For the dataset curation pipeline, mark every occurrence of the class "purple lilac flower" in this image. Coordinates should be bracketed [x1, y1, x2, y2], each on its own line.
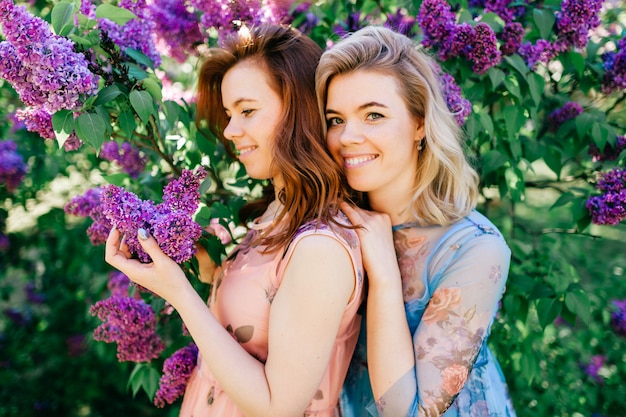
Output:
[589, 135, 626, 162]
[384, 8, 417, 38]
[518, 40, 556, 69]
[149, 0, 203, 63]
[24, 282, 45, 304]
[418, 0, 457, 52]
[0, 140, 27, 193]
[467, 23, 502, 74]
[98, 0, 161, 67]
[484, 0, 526, 23]
[548, 102, 584, 131]
[601, 37, 626, 94]
[153, 343, 198, 407]
[586, 168, 626, 225]
[0, 233, 8, 251]
[66, 334, 87, 357]
[333, 12, 365, 38]
[101, 168, 207, 263]
[100, 141, 148, 178]
[90, 296, 165, 362]
[611, 298, 626, 336]
[65, 187, 113, 245]
[14, 107, 55, 140]
[440, 72, 472, 125]
[554, 0, 603, 51]
[4, 308, 31, 326]
[0, 0, 98, 113]
[108, 271, 132, 297]
[500, 22, 525, 56]
[583, 355, 606, 382]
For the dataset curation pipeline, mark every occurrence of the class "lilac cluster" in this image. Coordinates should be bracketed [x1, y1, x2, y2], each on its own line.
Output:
[100, 141, 148, 179]
[97, 0, 161, 67]
[586, 168, 626, 225]
[292, 2, 318, 34]
[500, 22, 525, 56]
[107, 271, 132, 297]
[554, 0, 603, 51]
[483, 0, 526, 23]
[90, 295, 165, 362]
[601, 37, 626, 94]
[611, 298, 626, 336]
[518, 39, 556, 69]
[548, 102, 584, 131]
[65, 187, 112, 245]
[153, 343, 199, 407]
[101, 168, 207, 263]
[440, 73, 472, 125]
[0, 0, 98, 141]
[589, 135, 626, 162]
[418, 0, 501, 74]
[583, 354, 606, 382]
[191, 0, 291, 42]
[148, 0, 204, 63]
[333, 12, 366, 38]
[0, 140, 27, 193]
[384, 8, 418, 38]
[24, 282, 45, 304]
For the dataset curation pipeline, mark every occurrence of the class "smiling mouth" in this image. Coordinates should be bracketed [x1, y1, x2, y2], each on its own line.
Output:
[237, 146, 258, 157]
[344, 154, 378, 167]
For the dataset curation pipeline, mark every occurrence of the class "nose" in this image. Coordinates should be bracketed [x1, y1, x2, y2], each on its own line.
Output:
[338, 120, 365, 146]
[223, 117, 242, 141]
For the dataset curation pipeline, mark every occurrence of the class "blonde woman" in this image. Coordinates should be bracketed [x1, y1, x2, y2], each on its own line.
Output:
[316, 26, 516, 417]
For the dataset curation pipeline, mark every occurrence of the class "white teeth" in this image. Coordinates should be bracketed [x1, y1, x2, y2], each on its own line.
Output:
[344, 155, 377, 166]
[238, 146, 257, 155]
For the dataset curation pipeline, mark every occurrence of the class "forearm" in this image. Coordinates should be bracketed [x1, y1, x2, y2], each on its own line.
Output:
[366, 273, 416, 414]
[170, 285, 276, 417]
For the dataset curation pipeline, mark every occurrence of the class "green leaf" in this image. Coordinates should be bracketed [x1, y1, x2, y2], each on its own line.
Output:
[141, 77, 163, 103]
[51, 2, 75, 36]
[482, 150, 508, 175]
[550, 191, 577, 209]
[125, 48, 155, 69]
[564, 290, 590, 325]
[526, 73, 545, 107]
[94, 85, 123, 106]
[95, 4, 137, 25]
[163, 100, 181, 127]
[118, 110, 136, 138]
[536, 297, 562, 328]
[478, 111, 494, 138]
[487, 67, 505, 90]
[575, 112, 593, 139]
[505, 54, 529, 76]
[567, 51, 585, 77]
[75, 112, 107, 150]
[102, 173, 129, 186]
[52, 110, 75, 149]
[129, 90, 154, 124]
[503, 75, 522, 101]
[543, 147, 563, 178]
[532, 8, 556, 39]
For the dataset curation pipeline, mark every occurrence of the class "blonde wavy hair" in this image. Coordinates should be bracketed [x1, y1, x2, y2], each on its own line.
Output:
[315, 26, 479, 226]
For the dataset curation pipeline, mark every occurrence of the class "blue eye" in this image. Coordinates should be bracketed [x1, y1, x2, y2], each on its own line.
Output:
[367, 112, 383, 120]
[327, 117, 343, 126]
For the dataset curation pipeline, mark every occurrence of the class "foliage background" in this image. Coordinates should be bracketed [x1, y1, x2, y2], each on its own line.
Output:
[1, 0, 626, 416]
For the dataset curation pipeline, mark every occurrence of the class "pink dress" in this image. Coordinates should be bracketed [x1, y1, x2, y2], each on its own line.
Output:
[180, 215, 364, 417]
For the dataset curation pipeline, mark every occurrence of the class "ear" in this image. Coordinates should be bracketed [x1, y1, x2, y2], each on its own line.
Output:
[414, 119, 425, 144]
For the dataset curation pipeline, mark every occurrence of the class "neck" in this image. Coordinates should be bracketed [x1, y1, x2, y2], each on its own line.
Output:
[368, 189, 414, 225]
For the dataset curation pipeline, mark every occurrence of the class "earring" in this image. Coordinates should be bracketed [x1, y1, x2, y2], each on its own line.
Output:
[417, 141, 424, 151]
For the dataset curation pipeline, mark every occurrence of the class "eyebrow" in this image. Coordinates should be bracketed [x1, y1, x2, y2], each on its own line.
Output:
[325, 101, 389, 115]
[223, 98, 257, 111]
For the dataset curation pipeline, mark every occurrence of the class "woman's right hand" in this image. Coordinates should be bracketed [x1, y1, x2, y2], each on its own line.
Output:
[339, 202, 400, 286]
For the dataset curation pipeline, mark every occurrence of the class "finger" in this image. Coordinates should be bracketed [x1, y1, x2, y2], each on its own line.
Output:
[339, 201, 363, 225]
[136, 228, 167, 262]
[118, 234, 132, 258]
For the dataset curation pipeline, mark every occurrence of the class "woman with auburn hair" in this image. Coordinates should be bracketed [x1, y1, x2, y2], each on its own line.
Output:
[106, 24, 364, 417]
[316, 26, 516, 416]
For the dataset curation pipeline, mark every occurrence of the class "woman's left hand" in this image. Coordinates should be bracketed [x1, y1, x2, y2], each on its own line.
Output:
[105, 227, 192, 306]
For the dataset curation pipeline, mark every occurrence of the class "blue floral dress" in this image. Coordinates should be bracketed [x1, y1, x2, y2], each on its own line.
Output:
[340, 210, 516, 417]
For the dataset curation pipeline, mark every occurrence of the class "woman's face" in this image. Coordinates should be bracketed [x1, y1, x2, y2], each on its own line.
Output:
[222, 61, 284, 187]
[325, 70, 423, 201]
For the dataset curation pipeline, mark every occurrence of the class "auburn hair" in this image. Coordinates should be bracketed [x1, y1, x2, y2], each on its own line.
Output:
[196, 24, 348, 251]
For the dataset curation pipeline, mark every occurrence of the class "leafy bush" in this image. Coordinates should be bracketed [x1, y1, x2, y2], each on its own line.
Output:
[1, 0, 626, 416]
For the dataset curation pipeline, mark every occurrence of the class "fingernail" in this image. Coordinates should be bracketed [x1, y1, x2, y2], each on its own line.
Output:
[138, 228, 149, 240]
